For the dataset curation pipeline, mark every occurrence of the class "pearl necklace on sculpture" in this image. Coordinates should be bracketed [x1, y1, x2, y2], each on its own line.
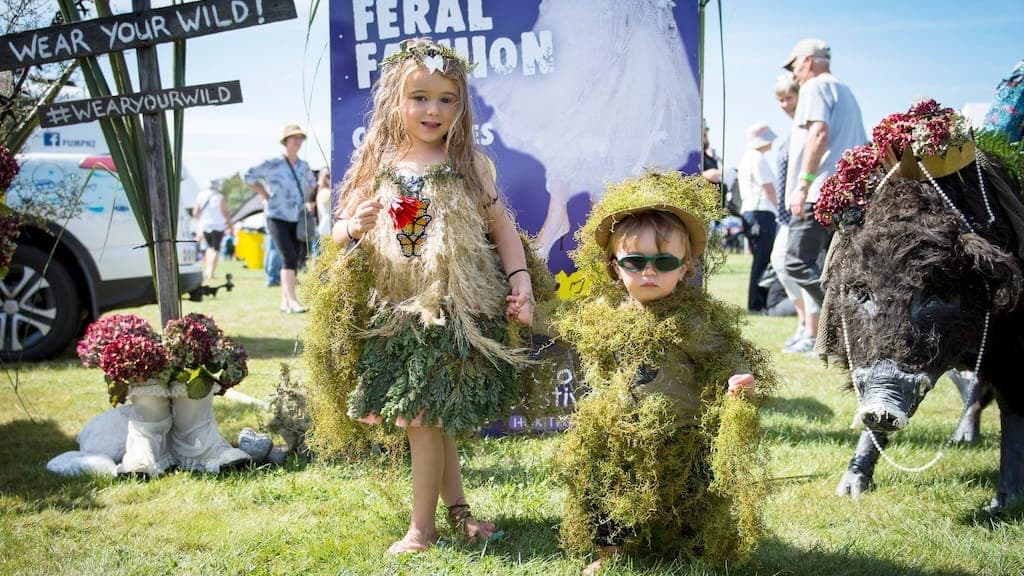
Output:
[840, 301, 989, 473]
[916, 147, 996, 234]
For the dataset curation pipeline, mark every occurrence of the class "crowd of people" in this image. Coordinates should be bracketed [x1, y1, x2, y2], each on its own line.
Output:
[709, 38, 867, 357]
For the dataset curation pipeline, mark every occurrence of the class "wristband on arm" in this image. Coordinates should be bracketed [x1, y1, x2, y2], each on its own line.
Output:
[506, 268, 529, 281]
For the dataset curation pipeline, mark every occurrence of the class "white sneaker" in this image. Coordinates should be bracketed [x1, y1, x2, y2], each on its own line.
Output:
[783, 337, 816, 354]
[784, 326, 806, 347]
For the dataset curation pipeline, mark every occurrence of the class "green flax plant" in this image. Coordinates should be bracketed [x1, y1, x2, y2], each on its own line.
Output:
[55, 0, 187, 254]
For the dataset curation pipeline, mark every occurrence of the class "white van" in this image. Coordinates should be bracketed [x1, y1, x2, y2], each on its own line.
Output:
[3, 124, 202, 361]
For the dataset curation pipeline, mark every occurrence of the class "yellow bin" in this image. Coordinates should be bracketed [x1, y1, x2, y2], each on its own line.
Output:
[235, 229, 265, 270]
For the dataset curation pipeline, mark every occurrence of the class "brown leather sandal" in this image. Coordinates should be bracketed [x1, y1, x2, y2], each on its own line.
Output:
[446, 503, 496, 543]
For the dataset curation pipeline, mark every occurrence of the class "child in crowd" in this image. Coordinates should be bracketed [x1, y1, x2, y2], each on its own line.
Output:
[554, 172, 775, 573]
[325, 38, 536, 554]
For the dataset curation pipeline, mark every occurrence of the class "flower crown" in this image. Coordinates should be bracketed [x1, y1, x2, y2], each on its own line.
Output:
[815, 99, 976, 231]
[873, 99, 972, 161]
[382, 40, 476, 75]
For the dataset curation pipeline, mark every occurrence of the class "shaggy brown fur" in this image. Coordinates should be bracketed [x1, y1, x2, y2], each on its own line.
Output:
[822, 155, 1024, 410]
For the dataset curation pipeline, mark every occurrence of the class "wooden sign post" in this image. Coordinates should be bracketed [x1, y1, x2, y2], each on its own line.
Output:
[135, 0, 178, 325]
[38, 80, 243, 128]
[0, 0, 298, 71]
[0, 0, 296, 325]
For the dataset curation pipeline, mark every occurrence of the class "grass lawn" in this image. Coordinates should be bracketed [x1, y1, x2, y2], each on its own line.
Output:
[2, 253, 1022, 575]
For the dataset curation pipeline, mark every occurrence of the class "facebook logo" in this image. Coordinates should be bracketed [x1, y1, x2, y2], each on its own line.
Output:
[43, 132, 60, 147]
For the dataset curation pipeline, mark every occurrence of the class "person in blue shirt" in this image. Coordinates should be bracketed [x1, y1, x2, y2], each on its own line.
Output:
[245, 124, 316, 312]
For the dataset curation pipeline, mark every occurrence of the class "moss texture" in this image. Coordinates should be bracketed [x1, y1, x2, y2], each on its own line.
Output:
[303, 176, 555, 458]
[304, 239, 404, 462]
[552, 171, 776, 565]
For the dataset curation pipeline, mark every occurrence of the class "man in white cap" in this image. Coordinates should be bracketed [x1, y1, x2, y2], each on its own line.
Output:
[780, 38, 867, 353]
[737, 122, 778, 312]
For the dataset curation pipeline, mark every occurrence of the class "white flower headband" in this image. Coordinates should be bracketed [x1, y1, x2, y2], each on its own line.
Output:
[382, 40, 476, 75]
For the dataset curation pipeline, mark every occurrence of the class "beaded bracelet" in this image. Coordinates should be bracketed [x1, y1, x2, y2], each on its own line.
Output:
[506, 268, 529, 281]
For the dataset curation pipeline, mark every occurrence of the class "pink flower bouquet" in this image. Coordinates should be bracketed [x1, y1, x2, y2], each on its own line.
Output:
[78, 313, 248, 406]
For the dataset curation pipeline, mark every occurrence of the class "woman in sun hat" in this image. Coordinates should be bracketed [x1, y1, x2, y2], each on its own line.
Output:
[244, 124, 316, 313]
[737, 122, 779, 312]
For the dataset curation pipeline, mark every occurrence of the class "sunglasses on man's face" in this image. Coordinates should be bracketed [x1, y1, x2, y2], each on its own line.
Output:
[615, 253, 685, 273]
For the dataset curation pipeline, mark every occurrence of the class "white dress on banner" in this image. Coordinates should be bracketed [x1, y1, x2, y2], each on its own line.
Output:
[477, 0, 700, 200]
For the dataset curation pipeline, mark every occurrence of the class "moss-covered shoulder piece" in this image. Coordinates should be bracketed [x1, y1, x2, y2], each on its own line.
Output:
[373, 163, 462, 195]
[304, 239, 406, 461]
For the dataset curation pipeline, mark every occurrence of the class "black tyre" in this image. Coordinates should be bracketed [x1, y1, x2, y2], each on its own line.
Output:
[0, 245, 81, 361]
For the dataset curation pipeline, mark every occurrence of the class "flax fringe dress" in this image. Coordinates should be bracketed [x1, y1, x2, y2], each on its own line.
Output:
[346, 166, 525, 436]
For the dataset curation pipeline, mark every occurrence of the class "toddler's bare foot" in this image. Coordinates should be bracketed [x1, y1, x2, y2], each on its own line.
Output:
[583, 545, 622, 575]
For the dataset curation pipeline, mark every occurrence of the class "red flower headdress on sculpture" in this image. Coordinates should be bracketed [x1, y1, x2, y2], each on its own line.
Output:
[814, 145, 884, 229]
[816, 99, 976, 231]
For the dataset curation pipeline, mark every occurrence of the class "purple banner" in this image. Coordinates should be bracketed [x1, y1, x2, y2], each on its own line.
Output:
[330, 0, 702, 287]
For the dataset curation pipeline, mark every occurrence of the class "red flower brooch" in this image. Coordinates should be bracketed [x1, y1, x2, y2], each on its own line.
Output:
[388, 195, 423, 229]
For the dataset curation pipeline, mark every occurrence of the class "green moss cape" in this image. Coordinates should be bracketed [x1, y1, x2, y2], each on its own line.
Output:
[553, 172, 777, 564]
[304, 166, 555, 460]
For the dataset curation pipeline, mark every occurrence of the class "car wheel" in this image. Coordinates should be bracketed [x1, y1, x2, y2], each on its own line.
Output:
[0, 245, 81, 361]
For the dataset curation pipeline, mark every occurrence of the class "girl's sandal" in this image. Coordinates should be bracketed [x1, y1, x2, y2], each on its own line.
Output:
[446, 503, 502, 543]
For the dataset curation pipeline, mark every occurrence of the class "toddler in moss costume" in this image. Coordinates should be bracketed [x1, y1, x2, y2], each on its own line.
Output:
[554, 172, 774, 574]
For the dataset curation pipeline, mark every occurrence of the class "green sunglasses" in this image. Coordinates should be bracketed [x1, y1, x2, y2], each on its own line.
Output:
[615, 253, 685, 273]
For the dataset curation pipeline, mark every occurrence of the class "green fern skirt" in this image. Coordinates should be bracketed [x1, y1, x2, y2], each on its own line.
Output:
[347, 310, 517, 436]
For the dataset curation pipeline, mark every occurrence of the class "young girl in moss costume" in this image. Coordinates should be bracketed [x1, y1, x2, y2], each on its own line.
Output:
[554, 171, 775, 573]
[322, 38, 536, 555]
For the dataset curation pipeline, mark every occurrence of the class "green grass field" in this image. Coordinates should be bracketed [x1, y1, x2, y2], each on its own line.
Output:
[1, 254, 1022, 575]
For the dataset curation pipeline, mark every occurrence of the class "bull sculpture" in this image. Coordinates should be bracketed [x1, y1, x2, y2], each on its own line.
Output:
[816, 105, 1024, 513]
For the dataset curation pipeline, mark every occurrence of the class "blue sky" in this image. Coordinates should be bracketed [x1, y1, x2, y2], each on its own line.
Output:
[701, 0, 1024, 169]
[79, 1, 1024, 186]
[175, 1, 332, 185]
